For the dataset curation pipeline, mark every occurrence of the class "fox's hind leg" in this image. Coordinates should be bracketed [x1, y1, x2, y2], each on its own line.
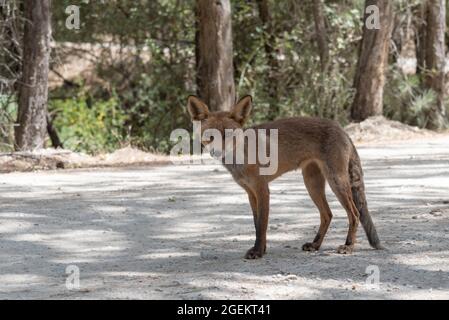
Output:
[325, 166, 360, 254]
[302, 162, 333, 252]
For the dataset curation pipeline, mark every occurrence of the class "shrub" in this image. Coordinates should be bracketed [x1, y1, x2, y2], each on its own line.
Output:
[50, 96, 128, 154]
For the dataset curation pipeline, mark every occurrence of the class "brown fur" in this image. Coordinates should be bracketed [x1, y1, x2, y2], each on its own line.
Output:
[187, 95, 383, 259]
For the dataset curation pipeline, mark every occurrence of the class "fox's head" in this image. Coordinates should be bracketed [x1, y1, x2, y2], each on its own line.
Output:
[186, 95, 253, 147]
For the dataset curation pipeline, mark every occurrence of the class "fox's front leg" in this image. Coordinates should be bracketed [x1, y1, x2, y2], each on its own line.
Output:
[243, 186, 258, 231]
[245, 183, 270, 259]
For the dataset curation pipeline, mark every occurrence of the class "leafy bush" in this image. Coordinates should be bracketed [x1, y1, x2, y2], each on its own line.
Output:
[42, 0, 446, 155]
[232, 0, 361, 127]
[0, 95, 17, 152]
[50, 96, 128, 154]
[52, 0, 195, 154]
[384, 67, 438, 128]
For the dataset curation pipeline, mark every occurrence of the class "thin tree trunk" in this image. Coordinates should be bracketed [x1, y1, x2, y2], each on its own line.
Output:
[15, 0, 51, 151]
[196, 0, 235, 111]
[0, 1, 23, 92]
[256, 0, 280, 120]
[416, 2, 427, 75]
[312, 0, 329, 71]
[46, 114, 63, 149]
[351, 0, 394, 122]
[422, 0, 447, 130]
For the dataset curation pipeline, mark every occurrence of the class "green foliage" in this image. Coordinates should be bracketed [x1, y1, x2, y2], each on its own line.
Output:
[0, 95, 17, 152]
[233, 0, 361, 125]
[41, 0, 447, 154]
[48, 0, 366, 153]
[51, 0, 195, 153]
[50, 96, 128, 154]
[384, 67, 438, 128]
[123, 69, 192, 153]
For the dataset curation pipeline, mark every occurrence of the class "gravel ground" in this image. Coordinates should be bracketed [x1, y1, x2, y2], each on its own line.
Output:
[1, 136, 449, 299]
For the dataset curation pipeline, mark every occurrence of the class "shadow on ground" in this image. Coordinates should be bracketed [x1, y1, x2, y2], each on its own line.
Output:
[0, 139, 449, 299]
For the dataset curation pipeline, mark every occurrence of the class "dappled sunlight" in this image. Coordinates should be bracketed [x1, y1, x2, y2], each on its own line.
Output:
[7, 229, 129, 259]
[393, 252, 449, 271]
[0, 139, 449, 299]
[137, 252, 199, 260]
[0, 274, 49, 291]
[0, 218, 36, 234]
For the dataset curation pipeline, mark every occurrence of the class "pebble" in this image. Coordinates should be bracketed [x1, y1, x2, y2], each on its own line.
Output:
[200, 251, 218, 260]
[429, 209, 443, 216]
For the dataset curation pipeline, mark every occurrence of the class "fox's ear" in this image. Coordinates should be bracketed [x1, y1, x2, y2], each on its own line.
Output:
[231, 95, 253, 125]
[187, 96, 209, 121]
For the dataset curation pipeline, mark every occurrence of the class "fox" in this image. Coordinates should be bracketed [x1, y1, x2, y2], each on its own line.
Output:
[187, 95, 384, 259]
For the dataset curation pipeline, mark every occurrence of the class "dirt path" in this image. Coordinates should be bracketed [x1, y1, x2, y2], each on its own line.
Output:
[1, 137, 449, 299]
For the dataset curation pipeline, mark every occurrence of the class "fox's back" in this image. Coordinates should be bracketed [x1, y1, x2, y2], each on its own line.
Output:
[250, 117, 352, 174]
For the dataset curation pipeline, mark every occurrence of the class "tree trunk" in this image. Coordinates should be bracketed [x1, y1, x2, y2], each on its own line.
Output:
[46, 114, 63, 149]
[257, 0, 280, 120]
[416, 2, 427, 75]
[196, 0, 235, 111]
[422, 0, 447, 130]
[1, 1, 24, 95]
[351, 0, 394, 122]
[15, 0, 51, 151]
[312, 0, 329, 71]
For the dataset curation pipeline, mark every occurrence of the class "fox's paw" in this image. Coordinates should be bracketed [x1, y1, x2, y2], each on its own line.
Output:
[244, 247, 264, 259]
[302, 242, 319, 252]
[337, 244, 354, 254]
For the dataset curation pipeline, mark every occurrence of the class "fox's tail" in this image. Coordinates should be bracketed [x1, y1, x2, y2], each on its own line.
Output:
[348, 143, 384, 250]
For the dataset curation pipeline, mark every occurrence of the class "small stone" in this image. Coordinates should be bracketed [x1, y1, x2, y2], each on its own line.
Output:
[286, 275, 298, 281]
[429, 209, 442, 216]
[200, 251, 218, 260]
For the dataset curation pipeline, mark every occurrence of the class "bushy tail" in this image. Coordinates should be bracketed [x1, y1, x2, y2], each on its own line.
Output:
[348, 144, 384, 250]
